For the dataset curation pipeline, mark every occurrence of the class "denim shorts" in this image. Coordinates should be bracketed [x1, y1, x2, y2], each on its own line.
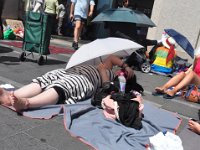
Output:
[74, 15, 87, 24]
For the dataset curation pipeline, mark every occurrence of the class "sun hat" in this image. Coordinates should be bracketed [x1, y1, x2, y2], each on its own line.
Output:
[162, 36, 177, 49]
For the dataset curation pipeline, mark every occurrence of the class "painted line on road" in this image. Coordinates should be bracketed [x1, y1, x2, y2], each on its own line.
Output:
[144, 90, 200, 109]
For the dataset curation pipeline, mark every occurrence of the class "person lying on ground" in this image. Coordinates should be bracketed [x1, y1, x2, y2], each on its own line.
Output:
[188, 119, 200, 135]
[152, 47, 200, 99]
[0, 55, 134, 112]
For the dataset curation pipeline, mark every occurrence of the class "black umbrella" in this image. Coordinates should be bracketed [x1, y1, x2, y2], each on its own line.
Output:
[92, 8, 156, 27]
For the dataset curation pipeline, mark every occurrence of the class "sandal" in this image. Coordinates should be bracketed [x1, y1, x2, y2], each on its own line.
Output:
[152, 91, 164, 96]
[163, 93, 176, 99]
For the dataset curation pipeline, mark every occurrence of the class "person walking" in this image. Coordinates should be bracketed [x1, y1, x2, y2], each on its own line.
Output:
[70, 0, 95, 50]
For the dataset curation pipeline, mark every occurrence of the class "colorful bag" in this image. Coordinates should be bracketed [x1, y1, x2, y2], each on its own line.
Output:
[182, 84, 200, 103]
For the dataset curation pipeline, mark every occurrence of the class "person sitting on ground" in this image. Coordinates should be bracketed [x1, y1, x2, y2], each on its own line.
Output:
[188, 119, 200, 135]
[150, 36, 177, 74]
[152, 47, 200, 99]
[0, 55, 134, 112]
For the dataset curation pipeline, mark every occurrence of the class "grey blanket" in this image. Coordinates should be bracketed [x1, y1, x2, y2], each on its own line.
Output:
[20, 100, 181, 150]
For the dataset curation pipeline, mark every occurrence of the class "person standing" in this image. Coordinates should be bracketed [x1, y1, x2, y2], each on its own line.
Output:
[44, 0, 59, 35]
[70, 0, 95, 50]
[57, 0, 66, 36]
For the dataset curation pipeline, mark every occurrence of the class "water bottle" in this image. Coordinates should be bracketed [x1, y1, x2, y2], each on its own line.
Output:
[118, 72, 126, 94]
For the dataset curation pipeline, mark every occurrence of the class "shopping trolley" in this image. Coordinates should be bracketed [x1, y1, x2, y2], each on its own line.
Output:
[19, 11, 51, 65]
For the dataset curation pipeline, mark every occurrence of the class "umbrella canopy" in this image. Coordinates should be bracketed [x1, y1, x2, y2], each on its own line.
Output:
[92, 8, 156, 27]
[164, 29, 194, 58]
[66, 37, 143, 69]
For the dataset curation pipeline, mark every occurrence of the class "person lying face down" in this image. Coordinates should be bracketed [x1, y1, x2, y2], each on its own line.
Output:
[0, 55, 134, 112]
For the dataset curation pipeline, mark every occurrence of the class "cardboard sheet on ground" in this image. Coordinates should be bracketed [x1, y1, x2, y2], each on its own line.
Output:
[8, 100, 181, 150]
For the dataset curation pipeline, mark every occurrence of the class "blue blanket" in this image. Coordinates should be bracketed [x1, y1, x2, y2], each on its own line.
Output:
[19, 100, 181, 150]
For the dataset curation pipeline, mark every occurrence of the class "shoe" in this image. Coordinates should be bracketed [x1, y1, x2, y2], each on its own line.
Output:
[152, 91, 164, 96]
[58, 32, 63, 36]
[163, 93, 175, 99]
[72, 41, 78, 50]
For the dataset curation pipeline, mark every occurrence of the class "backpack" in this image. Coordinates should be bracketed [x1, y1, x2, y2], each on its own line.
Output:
[91, 72, 144, 108]
[182, 84, 200, 103]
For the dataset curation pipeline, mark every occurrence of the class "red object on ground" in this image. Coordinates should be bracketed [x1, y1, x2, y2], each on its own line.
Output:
[0, 41, 74, 54]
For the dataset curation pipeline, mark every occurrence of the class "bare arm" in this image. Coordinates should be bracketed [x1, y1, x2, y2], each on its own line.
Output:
[70, 2, 75, 21]
[88, 4, 95, 17]
[97, 55, 134, 83]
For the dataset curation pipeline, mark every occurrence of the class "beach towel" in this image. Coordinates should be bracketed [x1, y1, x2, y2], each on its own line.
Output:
[3, 100, 181, 150]
[0, 84, 181, 150]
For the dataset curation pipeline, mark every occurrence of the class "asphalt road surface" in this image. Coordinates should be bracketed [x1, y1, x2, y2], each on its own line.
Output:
[0, 38, 199, 150]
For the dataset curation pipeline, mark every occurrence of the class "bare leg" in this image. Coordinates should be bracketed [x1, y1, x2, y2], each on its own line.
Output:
[167, 71, 200, 96]
[188, 120, 200, 134]
[155, 72, 186, 93]
[14, 83, 42, 98]
[74, 20, 82, 42]
[11, 88, 59, 111]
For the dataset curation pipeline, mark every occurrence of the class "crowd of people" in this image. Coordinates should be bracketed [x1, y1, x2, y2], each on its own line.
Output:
[0, 0, 200, 137]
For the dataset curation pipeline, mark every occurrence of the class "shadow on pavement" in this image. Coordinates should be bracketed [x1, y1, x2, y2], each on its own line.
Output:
[0, 46, 13, 53]
[0, 56, 20, 65]
[45, 59, 67, 65]
[20, 57, 67, 65]
[0, 56, 66, 66]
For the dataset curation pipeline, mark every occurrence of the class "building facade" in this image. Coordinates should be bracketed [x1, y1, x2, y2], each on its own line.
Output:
[148, 0, 200, 50]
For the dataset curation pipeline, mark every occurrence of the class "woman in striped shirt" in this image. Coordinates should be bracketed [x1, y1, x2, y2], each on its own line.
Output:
[0, 55, 134, 112]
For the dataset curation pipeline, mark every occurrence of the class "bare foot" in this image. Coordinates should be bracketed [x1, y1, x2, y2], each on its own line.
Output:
[10, 93, 29, 112]
[165, 89, 176, 97]
[188, 120, 200, 135]
[0, 88, 12, 106]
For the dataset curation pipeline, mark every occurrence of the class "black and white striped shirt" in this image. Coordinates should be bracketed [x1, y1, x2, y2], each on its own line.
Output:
[32, 65, 115, 104]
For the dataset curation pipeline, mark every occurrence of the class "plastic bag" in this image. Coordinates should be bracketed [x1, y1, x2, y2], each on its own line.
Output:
[3, 29, 16, 40]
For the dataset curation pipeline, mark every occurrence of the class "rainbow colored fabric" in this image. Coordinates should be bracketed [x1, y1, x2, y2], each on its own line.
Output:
[151, 46, 176, 74]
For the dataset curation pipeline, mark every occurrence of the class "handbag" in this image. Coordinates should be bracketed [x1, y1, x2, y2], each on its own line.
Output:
[182, 84, 200, 103]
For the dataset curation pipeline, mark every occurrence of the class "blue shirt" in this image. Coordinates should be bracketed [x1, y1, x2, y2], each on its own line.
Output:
[71, 0, 95, 19]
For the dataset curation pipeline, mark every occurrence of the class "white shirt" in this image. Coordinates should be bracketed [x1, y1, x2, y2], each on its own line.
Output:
[71, 0, 95, 19]
[57, 4, 66, 18]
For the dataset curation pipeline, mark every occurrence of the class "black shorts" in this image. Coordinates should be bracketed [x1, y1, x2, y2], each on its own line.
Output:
[74, 15, 87, 24]
[53, 86, 66, 104]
